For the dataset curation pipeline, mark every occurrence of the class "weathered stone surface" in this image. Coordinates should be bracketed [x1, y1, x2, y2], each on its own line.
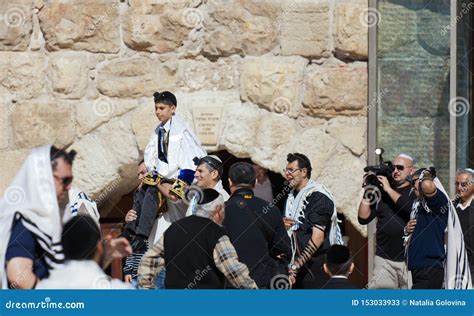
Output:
[0, 149, 30, 195]
[10, 101, 75, 149]
[177, 56, 241, 92]
[75, 98, 139, 136]
[203, 0, 281, 57]
[335, 1, 368, 60]
[131, 102, 159, 152]
[70, 117, 139, 199]
[252, 113, 296, 173]
[326, 117, 367, 156]
[0, 52, 46, 100]
[318, 146, 366, 235]
[287, 126, 338, 179]
[303, 63, 367, 118]
[0, 87, 13, 149]
[49, 52, 89, 99]
[123, 7, 192, 53]
[240, 56, 308, 116]
[38, 0, 120, 53]
[0, 2, 33, 51]
[220, 103, 263, 158]
[280, 0, 330, 58]
[96, 57, 177, 98]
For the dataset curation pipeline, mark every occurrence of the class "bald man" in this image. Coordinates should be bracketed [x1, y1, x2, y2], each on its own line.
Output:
[358, 154, 416, 289]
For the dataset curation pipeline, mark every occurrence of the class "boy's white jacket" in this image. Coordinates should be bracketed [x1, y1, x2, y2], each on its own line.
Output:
[144, 114, 206, 179]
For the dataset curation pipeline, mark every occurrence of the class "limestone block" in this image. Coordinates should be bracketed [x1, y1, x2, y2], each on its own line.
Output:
[75, 98, 139, 136]
[0, 149, 30, 195]
[303, 63, 367, 118]
[96, 57, 177, 98]
[70, 117, 139, 199]
[10, 101, 75, 149]
[203, 0, 281, 57]
[326, 117, 367, 157]
[240, 56, 308, 116]
[335, 1, 368, 60]
[280, 0, 330, 58]
[38, 0, 120, 53]
[0, 52, 46, 100]
[0, 1, 33, 51]
[49, 52, 89, 99]
[177, 56, 241, 92]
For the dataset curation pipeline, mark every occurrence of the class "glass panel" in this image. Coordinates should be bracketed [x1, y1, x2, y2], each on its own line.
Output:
[376, 0, 451, 185]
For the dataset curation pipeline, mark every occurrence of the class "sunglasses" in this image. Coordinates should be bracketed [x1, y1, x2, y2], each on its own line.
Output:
[54, 174, 73, 187]
[455, 181, 472, 188]
[394, 165, 405, 171]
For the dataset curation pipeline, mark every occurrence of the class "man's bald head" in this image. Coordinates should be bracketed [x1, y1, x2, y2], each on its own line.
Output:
[392, 154, 415, 186]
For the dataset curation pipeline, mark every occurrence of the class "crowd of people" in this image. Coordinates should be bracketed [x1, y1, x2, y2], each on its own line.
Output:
[0, 91, 472, 290]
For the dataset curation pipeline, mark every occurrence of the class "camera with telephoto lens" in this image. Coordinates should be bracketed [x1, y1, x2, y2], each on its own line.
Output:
[363, 148, 395, 189]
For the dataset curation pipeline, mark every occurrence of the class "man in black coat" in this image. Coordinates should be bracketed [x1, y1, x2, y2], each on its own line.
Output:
[223, 162, 292, 289]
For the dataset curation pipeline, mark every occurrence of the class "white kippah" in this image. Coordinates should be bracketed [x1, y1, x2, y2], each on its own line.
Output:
[398, 153, 413, 162]
[208, 155, 222, 163]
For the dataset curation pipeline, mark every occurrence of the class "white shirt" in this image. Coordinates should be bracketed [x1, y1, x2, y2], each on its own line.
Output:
[36, 260, 131, 289]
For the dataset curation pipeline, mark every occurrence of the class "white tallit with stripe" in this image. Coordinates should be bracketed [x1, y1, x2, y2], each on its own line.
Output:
[0, 145, 65, 289]
[285, 180, 343, 264]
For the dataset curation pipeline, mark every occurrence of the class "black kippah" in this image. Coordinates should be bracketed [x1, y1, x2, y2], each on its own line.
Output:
[198, 188, 220, 205]
[154, 91, 177, 107]
[326, 245, 351, 265]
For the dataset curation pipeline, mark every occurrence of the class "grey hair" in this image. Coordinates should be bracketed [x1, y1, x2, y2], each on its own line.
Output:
[456, 168, 474, 179]
[196, 193, 225, 217]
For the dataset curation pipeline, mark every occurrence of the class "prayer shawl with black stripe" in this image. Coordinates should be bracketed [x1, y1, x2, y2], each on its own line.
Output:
[0, 145, 65, 289]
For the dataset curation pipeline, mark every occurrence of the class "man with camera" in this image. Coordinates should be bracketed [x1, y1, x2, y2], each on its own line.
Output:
[358, 154, 416, 289]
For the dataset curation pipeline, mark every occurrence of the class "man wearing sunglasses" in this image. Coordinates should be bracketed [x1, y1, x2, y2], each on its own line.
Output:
[358, 154, 416, 289]
[453, 168, 474, 284]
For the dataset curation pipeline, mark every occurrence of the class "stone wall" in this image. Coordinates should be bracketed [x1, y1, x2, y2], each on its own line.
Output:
[0, 0, 368, 234]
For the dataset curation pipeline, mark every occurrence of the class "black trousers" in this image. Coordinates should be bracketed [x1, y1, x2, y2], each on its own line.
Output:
[411, 266, 444, 289]
[293, 255, 330, 289]
[124, 185, 159, 238]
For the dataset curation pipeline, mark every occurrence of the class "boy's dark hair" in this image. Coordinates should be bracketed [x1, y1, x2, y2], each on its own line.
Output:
[50, 145, 76, 170]
[62, 215, 101, 261]
[286, 153, 312, 178]
[153, 91, 177, 107]
[325, 245, 352, 276]
[228, 162, 256, 187]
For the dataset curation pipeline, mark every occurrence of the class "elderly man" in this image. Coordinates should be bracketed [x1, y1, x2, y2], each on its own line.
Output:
[453, 168, 474, 283]
[358, 153, 416, 289]
[138, 188, 257, 289]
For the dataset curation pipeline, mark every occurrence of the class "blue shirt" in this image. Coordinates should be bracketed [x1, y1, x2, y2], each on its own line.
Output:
[6, 219, 49, 286]
[407, 190, 449, 270]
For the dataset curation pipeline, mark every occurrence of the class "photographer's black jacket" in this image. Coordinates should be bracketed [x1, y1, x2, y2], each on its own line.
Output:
[358, 185, 415, 262]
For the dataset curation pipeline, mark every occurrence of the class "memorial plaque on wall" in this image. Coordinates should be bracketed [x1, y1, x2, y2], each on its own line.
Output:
[192, 106, 223, 146]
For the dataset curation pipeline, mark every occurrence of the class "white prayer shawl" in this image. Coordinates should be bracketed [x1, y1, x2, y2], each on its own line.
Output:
[185, 180, 230, 217]
[407, 178, 472, 289]
[0, 145, 64, 289]
[63, 187, 100, 227]
[285, 180, 343, 264]
[144, 114, 206, 179]
[36, 260, 131, 289]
